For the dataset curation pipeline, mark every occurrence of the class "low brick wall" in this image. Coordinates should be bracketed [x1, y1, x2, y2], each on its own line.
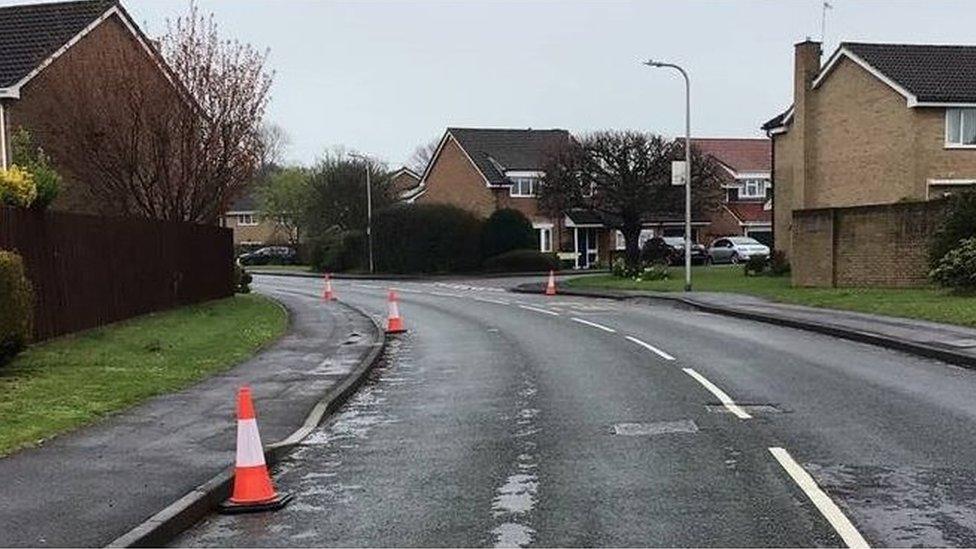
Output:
[791, 200, 946, 287]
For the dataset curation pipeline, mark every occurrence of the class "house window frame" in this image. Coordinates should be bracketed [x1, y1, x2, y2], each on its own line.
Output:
[945, 108, 976, 148]
[509, 177, 537, 197]
[738, 178, 768, 199]
[237, 213, 258, 226]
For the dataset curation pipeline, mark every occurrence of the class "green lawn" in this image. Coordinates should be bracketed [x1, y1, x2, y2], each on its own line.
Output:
[246, 264, 314, 273]
[0, 294, 287, 456]
[565, 265, 976, 328]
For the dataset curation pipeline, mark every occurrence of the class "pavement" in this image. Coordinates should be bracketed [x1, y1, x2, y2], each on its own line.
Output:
[0, 288, 381, 548]
[175, 274, 976, 547]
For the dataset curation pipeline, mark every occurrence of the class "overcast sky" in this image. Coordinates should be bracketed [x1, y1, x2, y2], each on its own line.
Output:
[96, 1, 976, 166]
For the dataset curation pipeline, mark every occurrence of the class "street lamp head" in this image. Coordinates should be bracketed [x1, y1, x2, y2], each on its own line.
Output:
[643, 59, 662, 67]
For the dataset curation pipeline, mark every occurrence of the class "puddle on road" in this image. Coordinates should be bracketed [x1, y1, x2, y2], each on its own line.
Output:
[808, 462, 976, 547]
[489, 374, 540, 548]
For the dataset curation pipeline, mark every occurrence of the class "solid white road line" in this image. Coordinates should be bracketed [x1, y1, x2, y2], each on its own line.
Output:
[769, 447, 869, 549]
[352, 283, 381, 289]
[394, 287, 425, 294]
[428, 291, 461, 298]
[518, 304, 559, 316]
[571, 317, 616, 333]
[624, 336, 675, 361]
[681, 368, 752, 420]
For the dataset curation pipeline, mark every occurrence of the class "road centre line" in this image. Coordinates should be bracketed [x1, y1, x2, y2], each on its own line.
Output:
[570, 317, 616, 333]
[471, 296, 510, 305]
[624, 336, 675, 361]
[769, 447, 869, 549]
[518, 304, 560, 316]
[428, 291, 461, 298]
[681, 368, 752, 419]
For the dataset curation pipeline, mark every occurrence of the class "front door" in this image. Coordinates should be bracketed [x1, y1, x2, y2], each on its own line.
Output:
[575, 228, 599, 269]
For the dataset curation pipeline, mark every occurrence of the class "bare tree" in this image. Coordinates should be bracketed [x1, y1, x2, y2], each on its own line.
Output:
[35, 3, 273, 223]
[538, 130, 722, 271]
[407, 137, 440, 175]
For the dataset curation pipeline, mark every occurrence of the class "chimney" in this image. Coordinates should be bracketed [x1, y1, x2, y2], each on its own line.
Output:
[793, 40, 822, 209]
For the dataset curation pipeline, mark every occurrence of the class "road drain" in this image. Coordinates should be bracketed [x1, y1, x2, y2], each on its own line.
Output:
[706, 403, 784, 414]
[611, 420, 698, 436]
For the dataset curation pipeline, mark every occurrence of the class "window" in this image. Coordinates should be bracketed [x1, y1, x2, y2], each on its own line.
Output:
[615, 229, 655, 250]
[537, 227, 552, 252]
[510, 177, 537, 197]
[738, 178, 768, 199]
[237, 213, 257, 226]
[946, 108, 976, 146]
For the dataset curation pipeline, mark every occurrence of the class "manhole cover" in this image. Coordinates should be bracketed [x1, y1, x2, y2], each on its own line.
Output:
[706, 403, 784, 414]
[611, 420, 698, 436]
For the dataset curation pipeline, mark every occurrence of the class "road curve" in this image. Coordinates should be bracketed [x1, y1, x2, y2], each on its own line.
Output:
[174, 275, 976, 547]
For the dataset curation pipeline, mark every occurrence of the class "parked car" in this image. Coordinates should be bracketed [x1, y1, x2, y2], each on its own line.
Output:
[642, 236, 708, 265]
[237, 246, 297, 266]
[707, 236, 770, 264]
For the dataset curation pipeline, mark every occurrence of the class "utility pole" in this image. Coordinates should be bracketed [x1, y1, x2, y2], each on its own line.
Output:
[348, 152, 375, 274]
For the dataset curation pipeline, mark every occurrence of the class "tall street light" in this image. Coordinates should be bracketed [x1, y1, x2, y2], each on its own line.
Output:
[643, 59, 692, 292]
[348, 152, 375, 274]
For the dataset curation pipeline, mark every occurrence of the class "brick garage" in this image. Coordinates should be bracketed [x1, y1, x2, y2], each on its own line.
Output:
[792, 200, 946, 287]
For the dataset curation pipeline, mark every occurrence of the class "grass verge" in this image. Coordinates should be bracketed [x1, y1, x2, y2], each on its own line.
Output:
[565, 265, 976, 328]
[0, 294, 287, 456]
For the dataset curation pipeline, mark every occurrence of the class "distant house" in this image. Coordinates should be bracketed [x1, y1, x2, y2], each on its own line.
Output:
[406, 127, 712, 269]
[0, 0, 180, 214]
[693, 138, 772, 246]
[762, 40, 976, 257]
[220, 193, 295, 248]
[389, 167, 421, 197]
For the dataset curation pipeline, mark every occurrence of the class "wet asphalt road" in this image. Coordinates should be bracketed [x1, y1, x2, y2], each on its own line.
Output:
[176, 275, 976, 547]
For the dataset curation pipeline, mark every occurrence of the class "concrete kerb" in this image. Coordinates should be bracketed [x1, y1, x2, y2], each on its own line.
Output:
[107, 299, 388, 548]
[511, 283, 976, 371]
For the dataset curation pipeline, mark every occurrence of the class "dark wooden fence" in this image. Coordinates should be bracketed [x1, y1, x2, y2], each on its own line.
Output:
[0, 206, 233, 341]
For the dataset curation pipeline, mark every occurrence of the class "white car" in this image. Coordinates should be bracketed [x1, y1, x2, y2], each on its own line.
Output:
[707, 236, 771, 264]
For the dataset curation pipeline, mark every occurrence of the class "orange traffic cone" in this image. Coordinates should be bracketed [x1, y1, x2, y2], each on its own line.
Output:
[323, 273, 336, 301]
[219, 387, 291, 514]
[545, 270, 557, 296]
[386, 289, 406, 334]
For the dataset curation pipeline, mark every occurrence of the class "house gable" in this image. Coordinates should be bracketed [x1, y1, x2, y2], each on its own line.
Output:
[414, 134, 496, 217]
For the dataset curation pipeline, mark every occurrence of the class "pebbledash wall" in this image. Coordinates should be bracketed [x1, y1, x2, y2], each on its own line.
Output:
[791, 200, 945, 287]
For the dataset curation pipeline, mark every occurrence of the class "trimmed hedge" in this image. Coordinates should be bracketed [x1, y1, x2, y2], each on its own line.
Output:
[930, 237, 976, 290]
[482, 208, 536, 259]
[373, 203, 483, 273]
[0, 251, 34, 365]
[483, 249, 560, 272]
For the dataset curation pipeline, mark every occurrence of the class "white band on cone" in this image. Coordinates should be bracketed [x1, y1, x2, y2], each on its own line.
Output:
[389, 301, 399, 318]
[236, 418, 266, 467]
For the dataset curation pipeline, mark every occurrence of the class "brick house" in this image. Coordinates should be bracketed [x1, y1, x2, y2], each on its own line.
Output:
[406, 127, 712, 269]
[389, 167, 421, 196]
[220, 193, 295, 248]
[0, 0, 177, 214]
[693, 138, 772, 246]
[762, 41, 976, 258]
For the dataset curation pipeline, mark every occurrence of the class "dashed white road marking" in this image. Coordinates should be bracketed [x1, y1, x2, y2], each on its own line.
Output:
[518, 305, 559, 316]
[769, 447, 869, 549]
[681, 368, 752, 420]
[393, 287, 425, 294]
[570, 317, 616, 333]
[624, 336, 675, 361]
[472, 296, 511, 305]
[427, 291, 461, 298]
[352, 283, 381, 289]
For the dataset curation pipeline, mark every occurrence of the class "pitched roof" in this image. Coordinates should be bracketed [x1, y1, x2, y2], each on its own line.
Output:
[841, 42, 976, 104]
[761, 106, 793, 131]
[691, 138, 771, 174]
[725, 202, 771, 224]
[447, 127, 572, 185]
[0, 0, 115, 88]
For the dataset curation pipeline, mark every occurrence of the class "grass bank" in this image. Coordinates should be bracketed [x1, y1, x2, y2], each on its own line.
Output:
[565, 265, 976, 328]
[0, 294, 287, 456]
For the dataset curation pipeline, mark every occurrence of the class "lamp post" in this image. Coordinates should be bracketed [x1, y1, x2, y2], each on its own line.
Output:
[643, 59, 692, 292]
[348, 152, 374, 274]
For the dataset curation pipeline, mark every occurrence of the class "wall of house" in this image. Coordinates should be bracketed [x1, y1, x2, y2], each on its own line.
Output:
[772, 128, 797, 255]
[223, 214, 294, 246]
[792, 200, 945, 287]
[5, 14, 177, 216]
[416, 137, 496, 217]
